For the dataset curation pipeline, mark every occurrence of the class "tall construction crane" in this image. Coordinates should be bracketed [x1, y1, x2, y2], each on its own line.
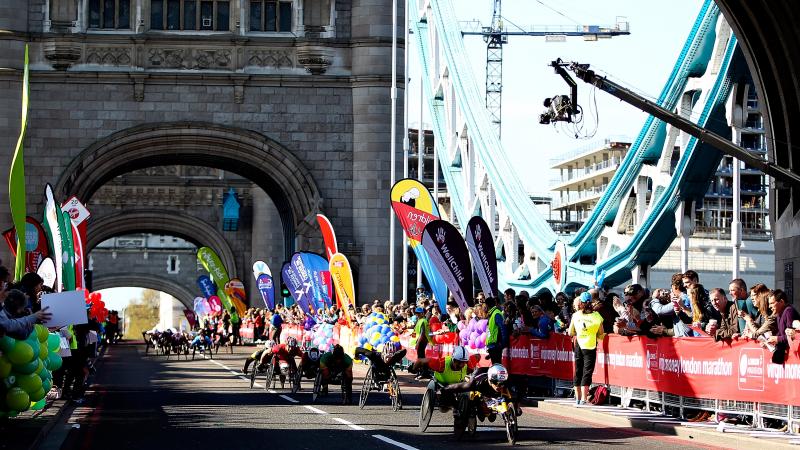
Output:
[461, 0, 630, 137]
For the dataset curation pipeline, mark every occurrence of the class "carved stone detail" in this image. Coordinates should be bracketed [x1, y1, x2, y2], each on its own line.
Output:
[147, 48, 232, 70]
[43, 38, 81, 70]
[296, 44, 332, 75]
[86, 47, 132, 66]
[246, 49, 294, 68]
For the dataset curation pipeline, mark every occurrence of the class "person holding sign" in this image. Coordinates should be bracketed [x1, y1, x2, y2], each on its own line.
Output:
[0, 289, 51, 339]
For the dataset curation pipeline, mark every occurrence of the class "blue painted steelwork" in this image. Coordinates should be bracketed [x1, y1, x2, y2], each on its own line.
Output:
[411, 0, 737, 294]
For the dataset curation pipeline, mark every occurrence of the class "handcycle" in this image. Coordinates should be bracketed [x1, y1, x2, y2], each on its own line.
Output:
[454, 391, 519, 444]
[312, 369, 345, 403]
[264, 357, 300, 394]
[358, 359, 402, 411]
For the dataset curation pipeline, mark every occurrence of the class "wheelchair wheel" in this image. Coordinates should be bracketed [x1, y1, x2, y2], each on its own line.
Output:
[453, 393, 471, 440]
[390, 371, 402, 411]
[418, 380, 436, 432]
[250, 364, 258, 389]
[191, 346, 197, 360]
[264, 363, 275, 390]
[359, 366, 373, 409]
[504, 404, 518, 445]
[312, 371, 324, 403]
[291, 368, 301, 394]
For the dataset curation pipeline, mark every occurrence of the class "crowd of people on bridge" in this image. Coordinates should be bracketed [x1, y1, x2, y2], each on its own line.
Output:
[0, 264, 120, 406]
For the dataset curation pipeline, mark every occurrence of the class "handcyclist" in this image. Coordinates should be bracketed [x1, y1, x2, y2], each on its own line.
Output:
[242, 339, 274, 374]
[441, 363, 522, 420]
[263, 337, 303, 385]
[409, 345, 480, 412]
[298, 343, 322, 379]
[190, 329, 213, 350]
[354, 341, 407, 382]
[319, 344, 354, 405]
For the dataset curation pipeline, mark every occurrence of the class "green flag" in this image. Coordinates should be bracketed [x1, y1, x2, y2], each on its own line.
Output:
[9, 45, 30, 280]
[197, 246, 239, 322]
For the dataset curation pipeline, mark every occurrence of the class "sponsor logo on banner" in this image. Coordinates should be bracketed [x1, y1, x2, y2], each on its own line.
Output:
[738, 348, 765, 391]
[256, 273, 275, 310]
[282, 261, 313, 315]
[299, 252, 333, 309]
[421, 220, 474, 311]
[61, 196, 91, 225]
[465, 216, 498, 298]
[2, 216, 49, 273]
[329, 253, 356, 324]
[197, 275, 217, 298]
[646, 344, 659, 382]
[530, 343, 541, 369]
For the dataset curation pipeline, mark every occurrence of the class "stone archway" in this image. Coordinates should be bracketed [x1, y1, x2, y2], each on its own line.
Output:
[55, 122, 323, 258]
[87, 210, 237, 279]
[92, 273, 197, 310]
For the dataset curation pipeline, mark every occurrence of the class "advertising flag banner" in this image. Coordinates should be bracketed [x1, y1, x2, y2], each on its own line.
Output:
[183, 309, 197, 328]
[8, 46, 30, 279]
[197, 275, 217, 298]
[59, 210, 76, 291]
[282, 261, 313, 315]
[390, 178, 448, 309]
[193, 296, 209, 315]
[316, 214, 338, 260]
[422, 220, 474, 311]
[2, 216, 49, 273]
[207, 296, 222, 313]
[329, 253, 355, 325]
[225, 278, 247, 316]
[71, 220, 85, 290]
[299, 252, 333, 309]
[37, 257, 56, 289]
[252, 260, 275, 310]
[290, 252, 319, 311]
[197, 247, 239, 322]
[43, 185, 63, 292]
[465, 216, 498, 298]
[256, 273, 276, 310]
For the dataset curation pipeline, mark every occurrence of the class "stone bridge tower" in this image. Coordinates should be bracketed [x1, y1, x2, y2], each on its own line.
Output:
[0, 0, 404, 303]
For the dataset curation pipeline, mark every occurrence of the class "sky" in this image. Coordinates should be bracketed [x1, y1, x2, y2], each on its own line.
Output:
[101, 0, 704, 305]
[407, 0, 704, 194]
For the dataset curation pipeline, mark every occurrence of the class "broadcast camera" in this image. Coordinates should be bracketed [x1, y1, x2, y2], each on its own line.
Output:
[539, 94, 575, 124]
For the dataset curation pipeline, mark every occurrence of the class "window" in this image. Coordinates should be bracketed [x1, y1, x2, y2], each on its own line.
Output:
[250, 1, 293, 32]
[151, 0, 230, 31]
[167, 255, 181, 274]
[88, 0, 131, 29]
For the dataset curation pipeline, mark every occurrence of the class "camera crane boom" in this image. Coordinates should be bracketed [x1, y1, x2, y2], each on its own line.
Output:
[545, 59, 800, 187]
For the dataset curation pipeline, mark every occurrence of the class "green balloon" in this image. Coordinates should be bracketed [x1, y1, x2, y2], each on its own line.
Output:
[27, 338, 40, 360]
[30, 398, 46, 410]
[16, 373, 42, 395]
[5, 387, 30, 412]
[47, 334, 60, 352]
[13, 358, 39, 375]
[29, 388, 45, 402]
[0, 357, 11, 378]
[41, 379, 52, 392]
[40, 368, 52, 381]
[0, 335, 15, 353]
[34, 359, 44, 375]
[4, 375, 16, 389]
[7, 341, 33, 365]
[39, 343, 48, 360]
[47, 353, 62, 372]
[7, 410, 19, 417]
[35, 324, 49, 343]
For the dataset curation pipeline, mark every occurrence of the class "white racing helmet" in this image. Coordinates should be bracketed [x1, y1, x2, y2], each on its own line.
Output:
[488, 364, 509, 384]
[452, 345, 469, 362]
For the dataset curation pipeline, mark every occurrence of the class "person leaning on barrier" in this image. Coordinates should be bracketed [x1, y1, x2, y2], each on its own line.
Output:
[744, 283, 776, 339]
[568, 292, 605, 405]
[764, 289, 800, 363]
[706, 288, 739, 341]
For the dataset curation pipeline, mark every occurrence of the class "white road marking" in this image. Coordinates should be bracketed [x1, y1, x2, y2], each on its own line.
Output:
[280, 395, 299, 403]
[334, 417, 365, 430]
[304, 405, 327, 415]
[372, 434, 420, 450]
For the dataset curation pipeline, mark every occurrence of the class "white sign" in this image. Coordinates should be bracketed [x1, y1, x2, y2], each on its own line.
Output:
[40, 290, 88, 328]
[61, 196, 91, 226]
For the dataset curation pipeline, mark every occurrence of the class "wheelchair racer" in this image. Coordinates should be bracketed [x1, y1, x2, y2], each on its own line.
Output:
[442, 364, 522, 420]
[298, 339, 322, 379]
[409, 345, 480, 412]
[319, 344, 354, 404]
[242, 339, 274, 374]
[354, 341, 407, 383]
[265, 336, 303, 376]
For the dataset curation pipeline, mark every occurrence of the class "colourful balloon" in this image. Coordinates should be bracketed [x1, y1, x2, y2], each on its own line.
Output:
[35, 324, 49, 343]
[47, 353, 63, 372]
[34, 359, 44, 375]
[16, 373, 42, 395]
[47, 334, 60, 352]
[29, 388, 46, 402]
[0, 335, 15, 353]
[30, 398, 46, 410]
[5, 387, 30, 412]
[7, 342, 34, 365]
[13, 359, 39, 375]
[39, 343, 48, 360]
[42, 379, 52, 392]
[0, 357, 11, 378]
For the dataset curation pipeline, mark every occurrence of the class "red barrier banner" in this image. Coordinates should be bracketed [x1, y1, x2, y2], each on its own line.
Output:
[505, 333, 800, 406]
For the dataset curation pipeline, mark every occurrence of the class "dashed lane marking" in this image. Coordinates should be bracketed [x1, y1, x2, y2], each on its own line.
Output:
[304, 405, 327, 415]
[334, 417, 365, 430]
[372, 434, 421, 450]
[280, 395, 299, 404]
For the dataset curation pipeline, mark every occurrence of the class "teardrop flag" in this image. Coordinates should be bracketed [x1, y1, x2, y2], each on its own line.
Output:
[422, 220, 474, 311]
[282, 261, 313, 315]
[465, 216, 498, 298]
[42, 185, 63, 292]
[316, 214, 338, 260]
[329, 253, 355, 325]
[8, 45, 29, 280]
[197, 247, 239, 322]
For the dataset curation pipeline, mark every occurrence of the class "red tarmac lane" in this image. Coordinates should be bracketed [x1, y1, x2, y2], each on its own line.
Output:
[39, 341, 725, 450]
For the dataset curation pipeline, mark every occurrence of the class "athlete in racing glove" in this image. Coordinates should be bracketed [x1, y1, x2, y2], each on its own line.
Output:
[409, 345, 480, 412]
[354, 341, 407, 383]
[319, 344, 354, 404]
